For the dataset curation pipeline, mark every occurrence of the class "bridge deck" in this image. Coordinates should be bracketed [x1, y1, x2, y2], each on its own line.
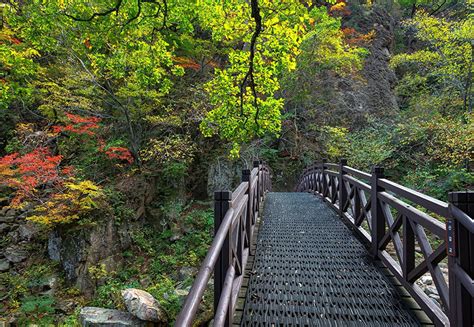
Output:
[239, 192, 424, 326]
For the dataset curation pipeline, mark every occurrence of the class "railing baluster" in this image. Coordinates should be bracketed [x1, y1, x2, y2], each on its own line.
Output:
[253, 161, 260, 213]
[242, 169, 252, 253]
[322, 159, 328, 199]
[339, 159, 347, 216]
[370, 166, 385, 258]
[402, 215, 415, 280]
[214, 190, 232, 326]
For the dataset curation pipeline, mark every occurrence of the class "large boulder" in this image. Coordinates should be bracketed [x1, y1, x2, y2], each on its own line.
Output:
[121, 288, 167, 323]
[79, 307, 148, 327]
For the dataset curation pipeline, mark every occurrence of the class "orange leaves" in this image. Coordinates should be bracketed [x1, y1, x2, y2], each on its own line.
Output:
[342, 27, 375, 46]
[0, 148, 64, 206]
[330, 1, 351, 17]
[173, 56, 201, 71]
[52, 113, 101, 136]
[84, 38, 92, 49]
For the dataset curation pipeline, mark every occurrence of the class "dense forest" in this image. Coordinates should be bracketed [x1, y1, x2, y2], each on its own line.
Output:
[0, 0, 472, 325]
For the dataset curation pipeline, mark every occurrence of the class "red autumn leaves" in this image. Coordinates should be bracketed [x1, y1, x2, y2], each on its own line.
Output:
[52, 112, 101, 136]
[0, 147, 70, 206]
[0, 113, 134, 205]
[52, 113, 134, 164]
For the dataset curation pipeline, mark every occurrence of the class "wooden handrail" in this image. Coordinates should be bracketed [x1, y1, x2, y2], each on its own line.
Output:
[295, 160, 473, 327]
[175, 161, 271, 326]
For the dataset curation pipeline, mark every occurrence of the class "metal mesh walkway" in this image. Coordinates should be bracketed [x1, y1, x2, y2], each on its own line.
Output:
[241, 192, 420, 326]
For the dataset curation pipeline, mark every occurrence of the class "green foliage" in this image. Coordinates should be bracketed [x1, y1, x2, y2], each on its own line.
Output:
[0, 28, 39, 112]
[344, 126, 395, 170]
[91, 278, 139, 309]
[297, 8, 368, 75]
[391, 11, 473, 113]
[199, 1, 367, 157]
[146, 276, 181, 318]
[104, 187, 134, 225]
[402, 166, 474, 201]
[18, 295, 56, 325]
[0, 261, 57, 313]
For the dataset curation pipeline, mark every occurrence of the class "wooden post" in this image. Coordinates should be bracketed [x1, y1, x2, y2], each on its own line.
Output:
[214, 190, 232, 326]
[370, 166, 385, 258]
[339, 159, 348, 217]
[253, 160, 260, 212]
[242, 169, 252, 250]
[322, 159, 328, 198]
[448, 191, 474, 327]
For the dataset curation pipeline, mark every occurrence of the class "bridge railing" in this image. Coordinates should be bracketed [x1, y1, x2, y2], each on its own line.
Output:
[296, 160, 473, 327]
[175, 160, 271, 326]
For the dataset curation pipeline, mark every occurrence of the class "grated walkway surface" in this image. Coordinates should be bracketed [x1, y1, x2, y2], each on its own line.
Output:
[241, 192, 420, 326]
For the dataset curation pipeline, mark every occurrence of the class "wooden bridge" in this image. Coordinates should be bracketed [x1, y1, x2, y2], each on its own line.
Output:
[175, 161, 474, 326]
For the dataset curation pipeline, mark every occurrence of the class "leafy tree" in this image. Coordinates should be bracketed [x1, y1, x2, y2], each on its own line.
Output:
[391, 10, 473, 113]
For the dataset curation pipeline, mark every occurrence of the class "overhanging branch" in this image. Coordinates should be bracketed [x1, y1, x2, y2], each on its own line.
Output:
[239, 0, 262, 131]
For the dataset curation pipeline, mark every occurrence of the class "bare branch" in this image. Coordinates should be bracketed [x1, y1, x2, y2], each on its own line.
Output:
[64, 0, 123, 21]
[239, 0, 262, 131]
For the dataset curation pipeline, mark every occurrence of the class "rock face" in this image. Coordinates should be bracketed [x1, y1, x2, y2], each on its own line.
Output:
[206, 156, 257, 197]
[207, 159, 240, 197]
[353, 6, 398, 117]
[0, 259, 10, 272]
[48, 216, 131, 294]
[332, 6, 399, 126]
[121, 288, 167, 323]
[287, 6, 398, 130]
[79, 307, 148, 327]
[4, 245, 28, 263]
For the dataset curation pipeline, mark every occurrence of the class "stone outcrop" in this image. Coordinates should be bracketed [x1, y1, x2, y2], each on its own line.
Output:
[79, 307, 149, 327]
[121, 288, 167, 323]
[48, 216, 131, 295]
[0, 206, 34, 273]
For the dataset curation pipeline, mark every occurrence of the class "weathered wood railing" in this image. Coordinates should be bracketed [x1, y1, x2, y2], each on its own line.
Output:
[175, 160, 271, 326]
[296, 160, 473, 327]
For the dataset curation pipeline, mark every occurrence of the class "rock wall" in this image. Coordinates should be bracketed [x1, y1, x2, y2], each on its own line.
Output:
[328, 6, 399, 127]
[48, 216, 131, 295]
[285, 6, 399, 130]
[0, 205, 40, 273]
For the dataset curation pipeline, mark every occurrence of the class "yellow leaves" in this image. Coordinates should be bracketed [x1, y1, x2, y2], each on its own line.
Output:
[322, 126, 349, 160]
[399, 113, 474, 166]
[27, 179, 104, 226]
[330, 2, 346, 12]
[139, 135, 196, 166]
[88, 263, 108, 280]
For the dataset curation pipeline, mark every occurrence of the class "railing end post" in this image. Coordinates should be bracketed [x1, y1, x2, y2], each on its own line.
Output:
[242, 169, 251, 182]
[371, 166, 384, 177]
[447, 191, 474, 327]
